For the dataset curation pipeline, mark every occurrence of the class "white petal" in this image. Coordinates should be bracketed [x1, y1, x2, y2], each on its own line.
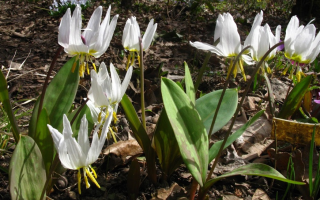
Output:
[110, 63, 122, 103]
[214, 14, 224, 42]
[58, 8, 71, 48]
[190, 41, 225, 56]
[120, 66, 133, 98]
[82, 6, 102, 46]
[47, 124, 62, 151]
[142, 19, 157, 50]
[77, 114, 90, 156]
[220, 13, 241, 56]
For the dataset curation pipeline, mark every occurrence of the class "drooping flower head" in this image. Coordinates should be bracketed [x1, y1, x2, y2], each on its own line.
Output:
[284, 16, 320, 81]
[122, 16, 157, 69]
[190, 13, 253, 81]
[47, 114, 112, 194]
[58, 5, 118, 77]
[87, 62, 133, 124]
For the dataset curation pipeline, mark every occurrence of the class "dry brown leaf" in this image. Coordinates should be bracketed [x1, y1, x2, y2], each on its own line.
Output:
[103, 139, 143, 161]
[252, 189, 270, 200]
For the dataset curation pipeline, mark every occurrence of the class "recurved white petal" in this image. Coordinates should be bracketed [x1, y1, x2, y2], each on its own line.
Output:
[82, 6, 102, 46]
[47, 124, 62, 151]
[120, 66, 133, 98]
[142, 19, 157, 50]
[58, 8, 71, 48]
[189, 41, 225, 56]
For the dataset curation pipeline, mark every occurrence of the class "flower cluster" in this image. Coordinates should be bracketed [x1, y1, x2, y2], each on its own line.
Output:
[48, 5, 157, 194]
[190, 11, 320, 82]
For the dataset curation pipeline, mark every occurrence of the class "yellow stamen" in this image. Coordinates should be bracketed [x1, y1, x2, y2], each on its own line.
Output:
[112, 111, 118, 124]
[131, 52, 135, 67]
[85, 168, 100, 188]
[79, 63, 85, 77]
[92, 62, 97, 72]
[98, 111, 103, 124]
[83, 168, 90, 189]
[89, 165, 97, 178]
[109, 127, 117, 143]
[78, 169, 82, 194]
[238, 60, 246, 81]
[86, 62, 90, 75]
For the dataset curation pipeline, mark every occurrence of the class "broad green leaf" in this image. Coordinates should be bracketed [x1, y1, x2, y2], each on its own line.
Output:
[35, 108, 54, 178]
[184, 62, 195, 104]
[196, 89, 238, 135]
[278, 75, 312, 119]
[209, 110, 264, 162]
[121, 94, 157, 184]
[203, 163, 305, 192]
[0, 70, 20, 142]
[152, 109, 183, 178]
[9, 135, 46, 200]
[161, 78, 208, 186]
[29, 57, 79, 136]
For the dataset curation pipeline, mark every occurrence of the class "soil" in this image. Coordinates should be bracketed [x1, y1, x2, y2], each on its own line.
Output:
[0, 0, 318, 199]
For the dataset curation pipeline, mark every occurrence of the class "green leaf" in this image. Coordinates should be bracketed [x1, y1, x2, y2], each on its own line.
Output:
[184, 62, 195, 104]
[161, 78, 208, 186]
[196, 89, 238, 135]
[29, 57, 79, 136]
[0, 70, 20, 142]
[152, 109, 183, 177]
[209, 110, 264, 162]
[63, 104, 94, 137]
[278, 75, 312, 119]
[9, 135, 46, 200]
[203, 163, 305, 192]
[121, 94, 157, 184]
[35, 108, 54, 178]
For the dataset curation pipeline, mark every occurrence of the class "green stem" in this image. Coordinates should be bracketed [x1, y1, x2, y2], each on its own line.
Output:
[194, 52, 211, 91]
[139, 37, 146, 130]
[37, 46, 63, 121]
[263, 70, 275, 117]
[203, 42, 284, 196]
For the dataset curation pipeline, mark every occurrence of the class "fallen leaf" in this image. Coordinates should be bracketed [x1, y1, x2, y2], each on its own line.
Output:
[252, 189, 270, 200]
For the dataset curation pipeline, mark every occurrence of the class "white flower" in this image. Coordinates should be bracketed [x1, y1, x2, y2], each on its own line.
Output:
[190, 13, 253, 81]
[284, 16, 320, 64]
[87, 62, 133, 122]
[122, 16, 157, 52]
[58, 5, 118, 77]
[244, 11, 281, 73]
[47, 114, 112, 194]
[283, 16, 320, 81]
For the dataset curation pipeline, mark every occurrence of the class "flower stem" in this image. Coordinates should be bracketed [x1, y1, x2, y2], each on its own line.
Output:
[203, 42, 284, 196]
[139, 37, 146, 130]
[37, 46, 63, 121]
[194, 52, 211, 91]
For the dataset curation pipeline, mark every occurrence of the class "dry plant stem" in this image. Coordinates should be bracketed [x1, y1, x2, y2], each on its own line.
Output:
[194, 52, 211, 92]
[37, 46, 64, 121]
[199, 42, 284, 200]
[40, 99, 89, 199]
[139, 37, 146, 130]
